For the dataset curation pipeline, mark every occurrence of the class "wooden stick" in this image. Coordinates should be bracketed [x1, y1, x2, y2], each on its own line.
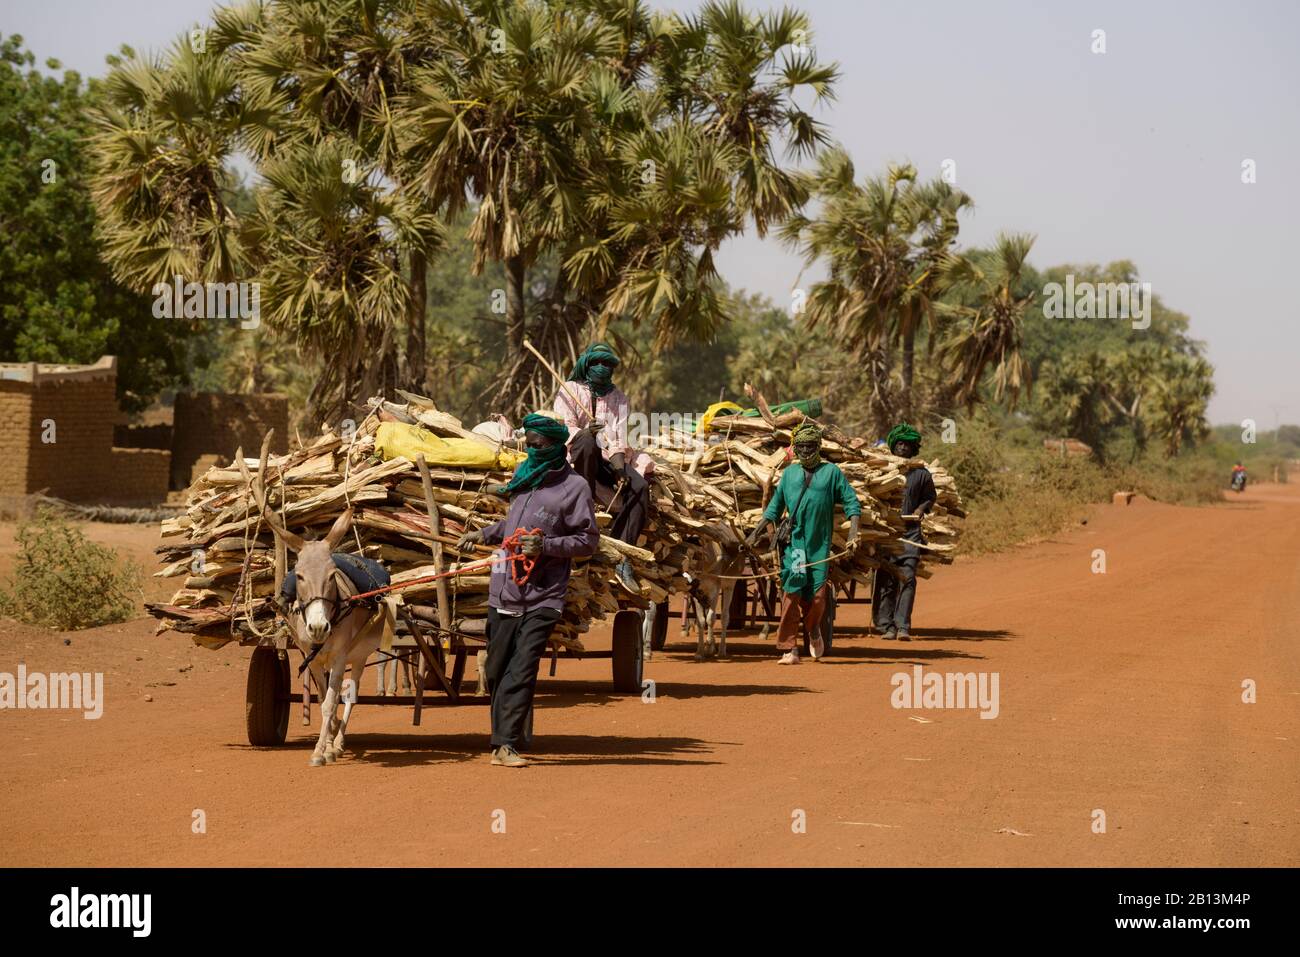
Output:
[523, 338, 587, 420]
[416, 454, 452, 635]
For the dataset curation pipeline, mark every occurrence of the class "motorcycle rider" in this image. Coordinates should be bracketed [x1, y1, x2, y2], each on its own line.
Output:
[1231, 461, 1248, 491]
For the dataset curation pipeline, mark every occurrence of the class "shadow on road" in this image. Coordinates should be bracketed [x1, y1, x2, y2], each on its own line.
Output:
[321, 732, 724, 767]
[647, 681, 816, 701]
[906, 627, 1011, 641]
[817, 644, 987, 664]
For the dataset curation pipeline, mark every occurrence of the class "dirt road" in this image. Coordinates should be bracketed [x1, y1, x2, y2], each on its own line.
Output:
[1, 485, 1296, 867]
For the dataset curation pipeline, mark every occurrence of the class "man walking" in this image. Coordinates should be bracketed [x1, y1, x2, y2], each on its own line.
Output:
[456, 414, 598, 767]
[873, 422, 937, 642]
[746, 423, 861, 664]
[553, 342, 654, 594]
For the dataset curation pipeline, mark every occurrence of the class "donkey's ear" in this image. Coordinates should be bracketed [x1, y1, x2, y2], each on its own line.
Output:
[324, 507, 354, 550]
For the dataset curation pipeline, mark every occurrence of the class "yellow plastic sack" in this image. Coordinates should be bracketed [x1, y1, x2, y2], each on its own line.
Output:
[374, 421, 525, 469]
[696, 401, 745, 435]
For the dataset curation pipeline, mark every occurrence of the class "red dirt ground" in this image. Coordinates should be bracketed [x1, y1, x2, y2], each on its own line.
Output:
[1, 485, 1296, 867]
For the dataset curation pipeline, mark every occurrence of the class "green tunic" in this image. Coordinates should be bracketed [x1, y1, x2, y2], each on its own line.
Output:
[762, 461, 861, 595]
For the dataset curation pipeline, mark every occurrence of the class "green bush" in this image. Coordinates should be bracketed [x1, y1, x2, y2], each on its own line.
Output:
[939, 414, 1010, 502]
[0, 509, 142, 630]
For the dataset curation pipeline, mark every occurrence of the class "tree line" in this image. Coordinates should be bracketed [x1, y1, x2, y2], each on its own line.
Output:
[2, 0, 1219, 459]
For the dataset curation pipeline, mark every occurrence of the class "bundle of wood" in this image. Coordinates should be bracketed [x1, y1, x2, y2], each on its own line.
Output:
[146, 392, 684, 651]
[638, 398, 965, 589]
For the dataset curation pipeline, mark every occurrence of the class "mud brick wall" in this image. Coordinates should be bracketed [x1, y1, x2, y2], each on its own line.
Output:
[25, 375, 117, 502]
[0, 380, 33, 495]
[171, 392, 288, 489]
[114, 423, 173, 450]
[104, 447, 171, 505]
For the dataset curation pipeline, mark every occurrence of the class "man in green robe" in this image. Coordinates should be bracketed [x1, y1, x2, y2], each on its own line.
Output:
[746, 423, 861, 663]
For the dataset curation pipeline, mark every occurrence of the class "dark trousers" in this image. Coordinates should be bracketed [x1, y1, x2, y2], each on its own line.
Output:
[873, 555, 919, 635]
[485, 607, 561, 750]
[568, 429, 648, 544]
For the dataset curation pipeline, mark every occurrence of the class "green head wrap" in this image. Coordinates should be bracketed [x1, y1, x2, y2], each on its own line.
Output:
[569, 343, 620, 397]
[500, 414, 569, 496]
[792, 422, 823, 445]
[791, 422, 823, 467]
[886, 422, 922, 452]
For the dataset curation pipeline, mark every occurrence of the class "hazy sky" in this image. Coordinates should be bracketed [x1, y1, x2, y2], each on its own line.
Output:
[5, 0, 1297, 425]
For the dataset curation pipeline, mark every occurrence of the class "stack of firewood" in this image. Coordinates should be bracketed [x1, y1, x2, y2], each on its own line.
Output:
[638, 398, 964, 590]
[147, 393, 677, 650]
[146, 390, 963, 651]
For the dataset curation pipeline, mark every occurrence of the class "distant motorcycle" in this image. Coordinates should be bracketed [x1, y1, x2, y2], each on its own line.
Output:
[1230, 470, 1247, 492]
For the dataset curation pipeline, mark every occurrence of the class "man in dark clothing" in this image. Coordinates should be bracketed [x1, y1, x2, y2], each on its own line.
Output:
[873, 422, 937, 642]
[456, 414, 598, 767]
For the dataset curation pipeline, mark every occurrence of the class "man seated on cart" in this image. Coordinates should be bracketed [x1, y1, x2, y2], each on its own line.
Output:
[552, 342, 654, 596]
[456, 414, 599, 768]
[746, 422, 861, 665]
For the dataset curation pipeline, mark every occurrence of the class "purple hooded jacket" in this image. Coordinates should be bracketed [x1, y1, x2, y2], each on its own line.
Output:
[479, 463, 599, 613]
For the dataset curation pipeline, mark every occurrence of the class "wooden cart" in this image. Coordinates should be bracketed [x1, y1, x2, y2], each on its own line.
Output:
[645, 563, 874, 658]
[245, 605, 647, 747]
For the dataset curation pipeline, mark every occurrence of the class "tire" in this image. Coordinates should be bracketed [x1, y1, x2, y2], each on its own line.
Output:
[805, 591, 836, 658]
[612, 609, 645, 693]
[246, 646, 290, 746]
[650, 601, 669, 651]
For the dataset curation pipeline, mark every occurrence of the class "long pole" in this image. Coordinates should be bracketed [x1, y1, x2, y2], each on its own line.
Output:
[523, 338, 587, 419]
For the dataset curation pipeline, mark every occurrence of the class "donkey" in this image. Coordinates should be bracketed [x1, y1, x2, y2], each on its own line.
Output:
[261, 503, 385, 767]
[683, 537, 746, 661]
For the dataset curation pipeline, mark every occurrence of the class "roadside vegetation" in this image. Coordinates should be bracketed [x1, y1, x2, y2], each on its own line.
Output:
[0, 510, 142, 629]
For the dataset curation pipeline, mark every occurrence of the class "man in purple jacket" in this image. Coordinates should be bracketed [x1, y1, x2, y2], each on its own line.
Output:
[456, 414, 598, 767]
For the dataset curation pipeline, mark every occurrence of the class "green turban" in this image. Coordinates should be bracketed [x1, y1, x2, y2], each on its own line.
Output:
[521, 412, 569, 444]
[886, 422, 922, 450]
[792, 422, 823, 445]
[569, 343, 620, 397]
[500, 414, 570, 496]
[791, 422, 823, 467]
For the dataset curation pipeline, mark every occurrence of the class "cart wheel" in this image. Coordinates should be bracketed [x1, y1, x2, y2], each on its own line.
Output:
[650, 601, 669, 651]
[805, 592, 836, 658]
[612, 609, 644, 693]
[246, 646, 290, 746]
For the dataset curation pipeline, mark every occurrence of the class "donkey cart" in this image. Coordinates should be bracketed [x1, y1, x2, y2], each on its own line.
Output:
[245, 604, 646, 747]
[645, 560, 875, 659]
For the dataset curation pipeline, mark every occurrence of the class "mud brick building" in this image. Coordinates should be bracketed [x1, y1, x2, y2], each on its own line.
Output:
[170, 392, 288, 490]
[0, 356, 287, 506]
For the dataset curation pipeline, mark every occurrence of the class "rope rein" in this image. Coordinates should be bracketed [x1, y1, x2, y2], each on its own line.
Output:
[346, 526, 542, 604]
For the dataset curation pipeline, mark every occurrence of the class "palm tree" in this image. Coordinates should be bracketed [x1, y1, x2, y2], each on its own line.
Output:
[1149, 354, 1213, 457]
[937, 232, 1036, 410]
[90, 0, 443, 423]
[396, 0, 838, 414]
[1037, 349, 1115, 456]
[91, 0, 838, 420]
[780, 149, 971, 428]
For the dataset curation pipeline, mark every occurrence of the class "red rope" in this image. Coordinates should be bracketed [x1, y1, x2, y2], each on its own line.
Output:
[347, 527, 543, 603]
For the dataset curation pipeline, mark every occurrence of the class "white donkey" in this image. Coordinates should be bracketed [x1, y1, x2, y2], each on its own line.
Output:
[259, 497, 384, 767]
